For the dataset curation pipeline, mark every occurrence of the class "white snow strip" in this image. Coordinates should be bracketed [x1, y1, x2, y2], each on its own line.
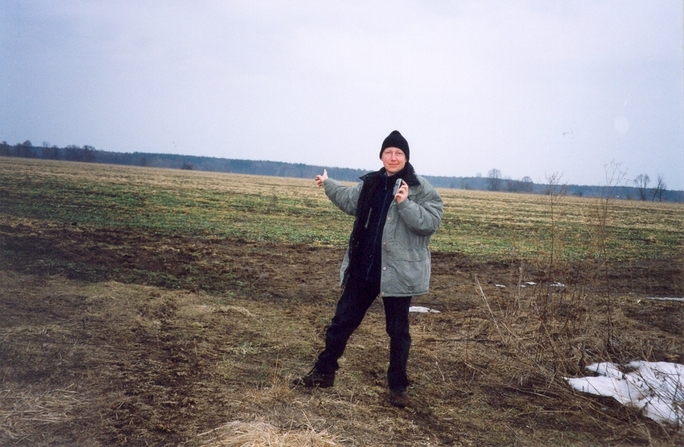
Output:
[647, 297, 684, 302]
[409, 306, 440, 313]
[565, 361, 684, 426]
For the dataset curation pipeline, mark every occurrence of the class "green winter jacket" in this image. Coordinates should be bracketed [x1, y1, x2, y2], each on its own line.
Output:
[323, 174, 443, 297]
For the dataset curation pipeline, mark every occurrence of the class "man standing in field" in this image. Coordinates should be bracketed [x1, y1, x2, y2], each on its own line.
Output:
[293, 130, 443, 408]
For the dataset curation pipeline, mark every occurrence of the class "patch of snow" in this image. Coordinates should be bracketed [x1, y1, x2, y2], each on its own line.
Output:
[524, 281, 537, 286]
[409, 306, 440, 313]
[647, 297, 684, 302]
[565, 361, 684, 426]
[550, 282, 565, 287]
[495, 284, 506, 288]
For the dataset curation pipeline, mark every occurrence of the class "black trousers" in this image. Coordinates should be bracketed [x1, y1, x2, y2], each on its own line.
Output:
[314, 277, 412, 391]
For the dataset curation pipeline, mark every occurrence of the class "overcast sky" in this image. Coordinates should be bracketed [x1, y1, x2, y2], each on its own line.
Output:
[1, 1, 683, 189]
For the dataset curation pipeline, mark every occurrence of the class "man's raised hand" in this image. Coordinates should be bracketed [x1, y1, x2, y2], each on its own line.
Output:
[315, 169, 328, 187]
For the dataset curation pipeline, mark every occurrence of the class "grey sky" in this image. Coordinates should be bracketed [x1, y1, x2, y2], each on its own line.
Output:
[1, 1, 683, 189]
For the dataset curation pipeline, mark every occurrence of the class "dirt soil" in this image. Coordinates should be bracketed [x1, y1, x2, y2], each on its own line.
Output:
[1, 222, 683, 446]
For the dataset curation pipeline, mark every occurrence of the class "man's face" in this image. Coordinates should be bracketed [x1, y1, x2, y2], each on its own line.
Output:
[381, 147, 407, 175]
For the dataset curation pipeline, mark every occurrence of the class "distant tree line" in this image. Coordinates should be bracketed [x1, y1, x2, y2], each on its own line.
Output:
[632, 173, 667, 202]
[2, 140, 144, 165]
[482, 168, 535, 193]
[1, 140, 681, 202]
[458, 167, 677, 202]
[0, 140, 372, 181]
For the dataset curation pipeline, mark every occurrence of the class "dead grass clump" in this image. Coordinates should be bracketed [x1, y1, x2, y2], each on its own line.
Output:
[0, 385, 81, 441]
[469, 269, 684, 440]
[198, 420, 342, 447]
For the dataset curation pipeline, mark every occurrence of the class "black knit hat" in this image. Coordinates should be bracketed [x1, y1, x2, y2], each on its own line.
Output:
[380, 130, 409, 161]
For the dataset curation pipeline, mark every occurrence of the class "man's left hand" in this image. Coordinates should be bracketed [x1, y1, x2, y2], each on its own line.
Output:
[395, 180, 409, 203]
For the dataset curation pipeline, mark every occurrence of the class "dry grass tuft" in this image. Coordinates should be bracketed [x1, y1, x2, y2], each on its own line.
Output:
[198, 420, 342, 447]
[0, 386, 81, 441]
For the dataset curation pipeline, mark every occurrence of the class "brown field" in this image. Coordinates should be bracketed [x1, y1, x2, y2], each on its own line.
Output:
[1, 157, 683, 446]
